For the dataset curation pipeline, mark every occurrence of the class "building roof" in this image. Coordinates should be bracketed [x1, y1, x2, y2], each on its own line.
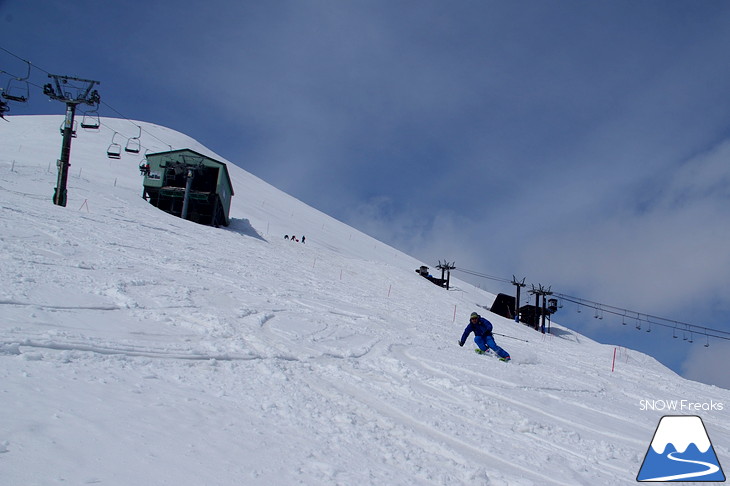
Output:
[146, 148, 234, 196]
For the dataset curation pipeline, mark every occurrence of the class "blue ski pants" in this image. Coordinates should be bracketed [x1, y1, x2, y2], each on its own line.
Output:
[474, 335, 510, 359]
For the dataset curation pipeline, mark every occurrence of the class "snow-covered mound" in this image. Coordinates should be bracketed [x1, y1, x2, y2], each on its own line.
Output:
[1, 115, 728, 485]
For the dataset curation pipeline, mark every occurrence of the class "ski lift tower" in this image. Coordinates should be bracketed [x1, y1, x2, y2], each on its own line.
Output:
[529, 284, 552, 334]
[43, 74, 100, 207]
[436, 261, 456, 290]
[511, 276, 527, 323]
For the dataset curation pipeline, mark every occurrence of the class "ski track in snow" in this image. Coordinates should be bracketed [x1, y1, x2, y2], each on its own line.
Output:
[1, 116, 728, 485]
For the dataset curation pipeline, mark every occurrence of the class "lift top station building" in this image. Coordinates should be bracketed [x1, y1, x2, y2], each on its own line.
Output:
[141, 149, 234, 227]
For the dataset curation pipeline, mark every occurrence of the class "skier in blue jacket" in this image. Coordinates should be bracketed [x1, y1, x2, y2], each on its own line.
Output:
[459, 312, 511, 361]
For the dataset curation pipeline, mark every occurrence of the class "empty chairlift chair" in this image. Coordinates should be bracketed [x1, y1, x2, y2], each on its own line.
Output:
[1, 60, 31, 103]
[80, 109, 100, 129]
[125, 125, 141, 154]
[107, 131, 122, 159]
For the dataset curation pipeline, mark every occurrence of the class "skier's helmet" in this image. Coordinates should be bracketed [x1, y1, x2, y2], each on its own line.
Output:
[470, 312, 479, 320]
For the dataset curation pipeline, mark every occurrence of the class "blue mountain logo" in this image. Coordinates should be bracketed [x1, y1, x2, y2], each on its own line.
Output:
[637, 415, 725, 482]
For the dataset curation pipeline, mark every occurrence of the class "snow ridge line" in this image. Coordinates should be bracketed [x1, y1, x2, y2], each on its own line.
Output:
[0, 339, 353, 363]
[0, 299, 121, 311]
[1, 339, 263, 362]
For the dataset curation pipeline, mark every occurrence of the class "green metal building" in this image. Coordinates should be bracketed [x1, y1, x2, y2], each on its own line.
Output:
[141, 149, 234, 227]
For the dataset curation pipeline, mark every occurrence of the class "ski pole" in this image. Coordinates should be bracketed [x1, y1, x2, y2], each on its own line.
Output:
[493, 332, 529, 343]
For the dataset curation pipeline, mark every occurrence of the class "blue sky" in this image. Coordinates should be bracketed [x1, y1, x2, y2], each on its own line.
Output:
[3, 0, 730, 387]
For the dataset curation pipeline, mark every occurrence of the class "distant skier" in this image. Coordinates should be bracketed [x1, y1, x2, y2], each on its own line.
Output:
[459, 312, 511, 361]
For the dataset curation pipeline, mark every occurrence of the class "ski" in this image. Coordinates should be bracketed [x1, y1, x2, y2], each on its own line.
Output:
[475, 348, 511, 362]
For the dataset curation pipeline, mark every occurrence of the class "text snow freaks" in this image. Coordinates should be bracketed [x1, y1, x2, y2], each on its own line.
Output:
[639, 400, 724, 412]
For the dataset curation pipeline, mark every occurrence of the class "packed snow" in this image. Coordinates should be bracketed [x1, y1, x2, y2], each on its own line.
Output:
[1, 115, 728, 485]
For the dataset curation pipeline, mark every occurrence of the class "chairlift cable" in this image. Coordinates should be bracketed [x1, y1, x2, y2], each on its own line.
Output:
[99, 100, 176, 149]
[0, 46, 50, 75]
[555, 293, 730, 341]
[452, 267, 512, 284]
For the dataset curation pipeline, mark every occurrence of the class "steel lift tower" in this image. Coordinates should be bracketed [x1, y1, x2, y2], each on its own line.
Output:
[43, 74, 100, 207]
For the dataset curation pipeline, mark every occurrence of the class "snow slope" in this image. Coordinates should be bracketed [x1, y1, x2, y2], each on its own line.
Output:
[1, 115, 728, 485]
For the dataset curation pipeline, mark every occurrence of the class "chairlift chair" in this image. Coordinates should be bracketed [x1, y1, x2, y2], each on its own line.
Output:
[138, 150, 151, 176]
[125, 125, 142, 153]
[80, 109, 100, 129]
[547, 298, 558, 314]
[1, 60, 31, 103]
[107, 132, 122, 159]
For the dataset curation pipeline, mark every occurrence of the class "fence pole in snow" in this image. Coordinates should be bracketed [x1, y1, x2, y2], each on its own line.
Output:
[453, 305, 457, 323]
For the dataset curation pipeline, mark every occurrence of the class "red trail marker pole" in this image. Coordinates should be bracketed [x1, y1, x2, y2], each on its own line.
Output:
[612, 347, 617, 372]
